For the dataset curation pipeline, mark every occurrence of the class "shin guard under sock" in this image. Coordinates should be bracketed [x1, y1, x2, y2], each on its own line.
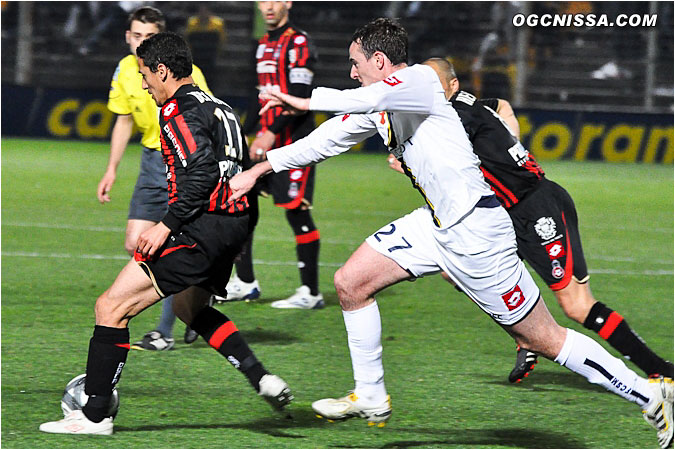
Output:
[83, 326, 129, 422]
[584, 302, 672, 377]
[190, 307, 267, 390]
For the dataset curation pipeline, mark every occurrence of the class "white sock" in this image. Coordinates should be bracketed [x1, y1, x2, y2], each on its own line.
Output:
[555, 328, 652, 407]
[342, 300, 388, 404]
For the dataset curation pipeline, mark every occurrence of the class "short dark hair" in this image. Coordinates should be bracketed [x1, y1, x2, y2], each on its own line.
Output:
[425, 57, 457, 82]
[127, 6, 166, 32]
[136, 32, 193, 79]
[351, 18, 408, 65]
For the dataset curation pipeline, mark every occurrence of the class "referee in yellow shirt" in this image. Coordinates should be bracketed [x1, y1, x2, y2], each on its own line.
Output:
[96, 6, 211, 351]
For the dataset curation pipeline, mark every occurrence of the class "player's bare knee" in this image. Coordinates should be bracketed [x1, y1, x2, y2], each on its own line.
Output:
[94, 293, 128, 327]
[334, 268, 365, 310]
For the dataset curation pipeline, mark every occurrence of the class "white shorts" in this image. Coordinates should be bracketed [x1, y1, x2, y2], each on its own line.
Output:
[365, 205, 540, 325]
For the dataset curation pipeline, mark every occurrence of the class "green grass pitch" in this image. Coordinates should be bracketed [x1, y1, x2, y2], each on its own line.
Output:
[2, 138, 673, 448]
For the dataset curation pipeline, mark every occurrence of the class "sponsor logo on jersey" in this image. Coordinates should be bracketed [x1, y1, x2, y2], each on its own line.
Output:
[289, 169, 304, 181]
[551, 260, 565, 279]
[502, 285, 525, 311]
[383, 76, 403, 86]
[546, 240, 565, 259]
[289, 48, 297, 64]
[294, 35, 306, 45]
[162, 100, 179, 119]
[534, 216, 557, 241]
[163, 124, 187, 167]
[256, 44, 266, 59]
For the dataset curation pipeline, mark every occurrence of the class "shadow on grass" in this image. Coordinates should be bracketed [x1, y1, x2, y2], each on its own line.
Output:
[116, 408, 585, 448]
[115, 407, 326, 438]
[483, 368, 609, 393]
[376, 426, 585, 448]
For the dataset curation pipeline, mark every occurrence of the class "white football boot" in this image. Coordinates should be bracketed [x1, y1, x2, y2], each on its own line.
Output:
[643, 376, 674, 449]
[270, 286, 324, 309]
[39, 410, 113, 435]
[213, 276, 261, 303]
[258, 374, 294, 411]
[312, 392, 392, 427]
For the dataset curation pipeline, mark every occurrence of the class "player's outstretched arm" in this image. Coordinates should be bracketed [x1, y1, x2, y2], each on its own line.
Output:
[228, 161, 274, 202]
[259, 91, 310, 117]
[97, 114, 134, 203]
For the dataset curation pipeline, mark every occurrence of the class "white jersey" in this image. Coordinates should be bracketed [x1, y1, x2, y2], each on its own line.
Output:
[267, 64, 494, 229]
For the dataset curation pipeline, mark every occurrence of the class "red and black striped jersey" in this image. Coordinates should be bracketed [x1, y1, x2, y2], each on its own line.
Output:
[450, 90, 545, 209]
[158, 84, 250, 233]
[246, 22, 316, 147]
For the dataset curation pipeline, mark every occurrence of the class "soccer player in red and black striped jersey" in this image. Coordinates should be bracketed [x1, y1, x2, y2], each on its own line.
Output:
[39, 33, 292, 436]
[421, 58, 673, 383]
[222, 1, 323, 309]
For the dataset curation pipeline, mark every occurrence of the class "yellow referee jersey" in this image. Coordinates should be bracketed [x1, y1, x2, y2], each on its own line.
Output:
[107, 54, 211, 150]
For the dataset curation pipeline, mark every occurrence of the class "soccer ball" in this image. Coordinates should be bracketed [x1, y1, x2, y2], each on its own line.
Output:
[61, 374, 120, 418]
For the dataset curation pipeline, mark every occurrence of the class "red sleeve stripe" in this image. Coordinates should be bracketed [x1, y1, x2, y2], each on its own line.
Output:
[296, 229, 320, 244]
[296, 39, 310, 66]
[175, 115, 197, 154]
[209, 181, 222, 211]
[208, 321, 238, 349]
[598, 312, 625, 339]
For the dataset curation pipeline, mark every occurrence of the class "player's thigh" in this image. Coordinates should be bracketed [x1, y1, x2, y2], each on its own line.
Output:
[335, 241, 412, 310]
[125, 219, 156, 252]
[440, 206, 540, 326]
[172, 286, 212, 325]
[96, 258, 162, 326]
[501, 295, 567, 359]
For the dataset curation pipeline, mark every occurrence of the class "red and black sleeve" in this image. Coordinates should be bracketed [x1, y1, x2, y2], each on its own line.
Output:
[160, 107, 220, 233]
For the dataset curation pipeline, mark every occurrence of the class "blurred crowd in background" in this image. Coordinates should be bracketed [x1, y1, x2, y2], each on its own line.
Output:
[1, 1, 673, 112]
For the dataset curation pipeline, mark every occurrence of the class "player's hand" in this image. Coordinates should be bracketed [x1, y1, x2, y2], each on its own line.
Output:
[228, 170, 258, 202]
[259, 91, 310, 116]
[136, 222, 171, 258]
[97, 170, 116, 203]
[249, 130, 275, 162]
[388, 155, 405, 174]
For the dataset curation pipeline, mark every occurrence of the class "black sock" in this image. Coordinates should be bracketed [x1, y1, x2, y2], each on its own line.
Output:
[235, 234, 255, 283]
[286, 209, 320, 295]
[190, 307, 267, 390]
[82, 326, 129, 423]
[584, 302, 672, 377]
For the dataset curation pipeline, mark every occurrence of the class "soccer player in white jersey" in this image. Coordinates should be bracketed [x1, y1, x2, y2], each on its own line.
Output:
[229, 18, 673, 448]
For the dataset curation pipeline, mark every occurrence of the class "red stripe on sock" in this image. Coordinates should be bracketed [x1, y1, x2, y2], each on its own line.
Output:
[115, 343, 131, 349]
[208, 321, 238, 349]
[598, 312, 624, 339]
[296, 229, 320, 244]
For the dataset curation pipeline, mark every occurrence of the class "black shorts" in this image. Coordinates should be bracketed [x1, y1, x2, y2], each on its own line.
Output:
[128, 147, 168, 222]
[135, 212, 251, 297]
[259, 166, 316, 209]
[508, 178, 589, 290]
